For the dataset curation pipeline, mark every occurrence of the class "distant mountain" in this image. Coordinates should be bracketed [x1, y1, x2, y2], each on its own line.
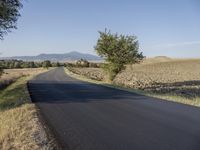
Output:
[154, 56, 171, 60]
[1, 51, 103, 62]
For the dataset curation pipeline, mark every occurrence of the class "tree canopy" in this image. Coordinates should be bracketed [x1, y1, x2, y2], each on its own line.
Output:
[0, 0, 22, 39]
[42, 60, 52, 69]
[95, 29, 144, 80]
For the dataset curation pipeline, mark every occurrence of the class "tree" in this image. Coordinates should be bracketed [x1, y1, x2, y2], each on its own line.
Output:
[76, 59, 89, 67]
[95, 29, 144, 80]
[0, 0, 22, 39]
[29, 61, 35, 68]
[42, 60, 51, 69]
[34, 62, 42, 68]
[52, 62, 61, 67]
[0, 63, 3, 77]
[14, 61, 21, 68]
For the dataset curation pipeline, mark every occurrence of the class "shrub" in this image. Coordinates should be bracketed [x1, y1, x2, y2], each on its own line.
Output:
[0, 68, 3, 77]
[42, 60, 51, 69]
[89, 62, 99, 68]
[76, 59, 89, 67]
[94, 29, 144, 81]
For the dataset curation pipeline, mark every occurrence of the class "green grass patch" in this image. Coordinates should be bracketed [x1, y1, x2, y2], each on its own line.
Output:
[0, 76, 31, 111]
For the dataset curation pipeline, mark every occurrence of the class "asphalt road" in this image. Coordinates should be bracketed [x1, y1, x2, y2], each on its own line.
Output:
[28, 67, 200, 150]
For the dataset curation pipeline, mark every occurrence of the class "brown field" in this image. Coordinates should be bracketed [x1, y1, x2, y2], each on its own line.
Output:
[0, 68, 45, 89]
[68, 67, 106, 81]
[0, 68, 55, 149]
[68, 58, 200, 106]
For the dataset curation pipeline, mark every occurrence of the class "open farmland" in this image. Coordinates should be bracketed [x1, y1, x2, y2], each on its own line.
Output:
[68, 67, 106, 81]
[68, 58, 200, 106]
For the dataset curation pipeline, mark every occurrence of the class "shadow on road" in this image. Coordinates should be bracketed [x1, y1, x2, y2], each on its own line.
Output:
[28, 81, 145, 104]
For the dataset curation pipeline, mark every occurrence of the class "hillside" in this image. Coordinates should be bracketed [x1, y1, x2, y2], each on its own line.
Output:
[1, 51, 102, 62]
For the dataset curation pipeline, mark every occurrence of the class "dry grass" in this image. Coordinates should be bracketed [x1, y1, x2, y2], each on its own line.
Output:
[0, 68, 55, 149]
[67, 58, 200, 107]
[65, 68, 105, 85]
[0, 104, 50, 150]
[68, 67, 105, 81]
[0, 68, 45, 90]
[115, 59, 200, 85]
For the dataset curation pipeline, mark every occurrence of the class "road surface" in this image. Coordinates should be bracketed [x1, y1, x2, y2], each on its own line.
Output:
[28, 67, 200, 150]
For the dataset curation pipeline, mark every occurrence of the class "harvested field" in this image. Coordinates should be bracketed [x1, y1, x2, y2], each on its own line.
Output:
[114, 59, 200, 98]
[68, 67, 105, 81]
[68, 59, 200, 106]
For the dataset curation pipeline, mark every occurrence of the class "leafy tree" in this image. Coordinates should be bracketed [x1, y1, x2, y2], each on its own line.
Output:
[76, 59, 89, 67]
[8, 61, 14, 68]
[4, 61, 10, 69]
[52, 62, 61, 67]
[0, 63, 3, 77]
[0, 60, 4, 76]
[14, 61, 21, 68]
[35, 62, 42, 68]
[21, 61, 28, 68]
[89, 62, 99, 68]
[0, 0, 22, 39]
[29, 61, 35, 68]
[95, 29, 144, 80]
[42, 60, 51, 69]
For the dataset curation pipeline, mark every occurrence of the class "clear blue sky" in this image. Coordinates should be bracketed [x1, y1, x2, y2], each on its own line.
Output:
[0, 0, 200, 57]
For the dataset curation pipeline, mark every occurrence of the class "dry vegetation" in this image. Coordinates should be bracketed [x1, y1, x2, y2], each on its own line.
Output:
[68, 58, 200, 107]
[0, 68, 45, 90]
[0, 68, 55, 149]
[68, 67, 106, 81]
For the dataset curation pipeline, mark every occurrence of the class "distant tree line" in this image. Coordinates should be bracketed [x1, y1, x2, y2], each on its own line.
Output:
[0, 59, 63, 69]
[66, 59, 102, 68]
[0, 60, 38, 69]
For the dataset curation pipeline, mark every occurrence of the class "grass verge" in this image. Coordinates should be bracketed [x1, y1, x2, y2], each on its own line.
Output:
[0, 71, 56, 149]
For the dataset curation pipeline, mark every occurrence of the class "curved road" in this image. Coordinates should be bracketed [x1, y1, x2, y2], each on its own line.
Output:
[28, 67, 200, 150]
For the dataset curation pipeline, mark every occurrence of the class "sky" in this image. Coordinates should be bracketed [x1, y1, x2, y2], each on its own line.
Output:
[0, 0, 200, 58]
